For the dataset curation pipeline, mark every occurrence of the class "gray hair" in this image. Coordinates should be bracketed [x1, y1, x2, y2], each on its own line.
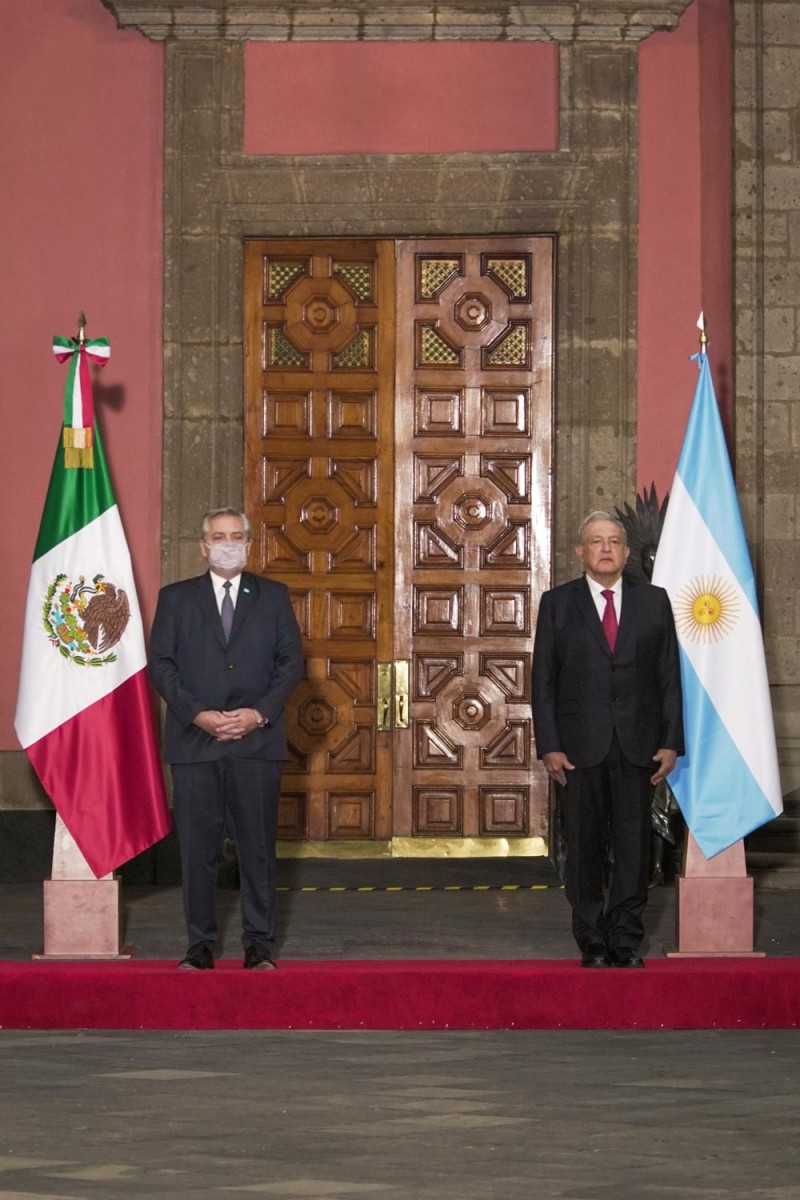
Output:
[200, 507, 252, 539]
[577, 510, 627, 545]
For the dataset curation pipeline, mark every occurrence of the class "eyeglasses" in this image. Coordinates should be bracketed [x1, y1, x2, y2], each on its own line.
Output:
[205, 532, 249, 544]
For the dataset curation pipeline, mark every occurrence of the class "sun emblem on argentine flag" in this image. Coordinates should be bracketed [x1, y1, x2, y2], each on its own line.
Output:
[674, 574, 740, 644]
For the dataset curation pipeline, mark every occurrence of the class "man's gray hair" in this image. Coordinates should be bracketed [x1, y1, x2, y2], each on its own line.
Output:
[200, 507, 252, 539]
[577, 510, 627, 544]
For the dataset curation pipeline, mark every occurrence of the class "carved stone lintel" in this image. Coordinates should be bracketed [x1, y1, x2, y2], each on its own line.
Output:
[101, 1, 693, 43]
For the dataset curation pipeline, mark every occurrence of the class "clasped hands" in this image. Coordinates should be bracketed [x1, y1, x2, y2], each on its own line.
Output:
[193, 708, 261, 741]
[542, 747, 678, 787]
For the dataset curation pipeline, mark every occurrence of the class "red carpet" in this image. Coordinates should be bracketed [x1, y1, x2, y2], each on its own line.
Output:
[1, 958, 799, 1030]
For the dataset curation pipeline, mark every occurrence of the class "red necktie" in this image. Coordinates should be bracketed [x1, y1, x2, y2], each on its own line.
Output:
[601, 589, 618, 652]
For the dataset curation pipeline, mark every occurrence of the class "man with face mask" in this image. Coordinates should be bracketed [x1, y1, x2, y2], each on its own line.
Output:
[149, 507, 303, 970]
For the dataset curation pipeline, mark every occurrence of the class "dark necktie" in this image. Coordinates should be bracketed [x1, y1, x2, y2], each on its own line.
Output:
[601, 589, 618, 652]
[221, 580, 234, 642]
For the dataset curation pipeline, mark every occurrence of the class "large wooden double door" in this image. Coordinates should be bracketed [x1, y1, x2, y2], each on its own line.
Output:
[244, 237, 553, 854]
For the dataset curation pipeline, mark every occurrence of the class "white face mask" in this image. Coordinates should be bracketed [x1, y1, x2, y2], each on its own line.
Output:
[205, 540, 248, 573]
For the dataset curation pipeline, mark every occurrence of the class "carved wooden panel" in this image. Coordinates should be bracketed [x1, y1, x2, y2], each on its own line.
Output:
[394, 238, 554, 841]
[278, 792, 308, 840]
[328, 791, 374, 839]
[245, 240, 395, 840]
[413, 787, 463, 835]
[479, 786, 529, 835]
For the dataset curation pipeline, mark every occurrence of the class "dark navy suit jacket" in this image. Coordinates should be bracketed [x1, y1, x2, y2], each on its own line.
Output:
[148, 570, 304, 764]
[531, 575, 684, 769]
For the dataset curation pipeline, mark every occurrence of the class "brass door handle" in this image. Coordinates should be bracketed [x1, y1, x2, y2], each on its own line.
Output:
[376, 662, 393, 731]
[394, 659, 409, 729]
[376, 660, 410, 730]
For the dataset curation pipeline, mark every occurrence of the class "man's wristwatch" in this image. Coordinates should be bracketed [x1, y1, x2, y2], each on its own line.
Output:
[253, 710, 268, 728]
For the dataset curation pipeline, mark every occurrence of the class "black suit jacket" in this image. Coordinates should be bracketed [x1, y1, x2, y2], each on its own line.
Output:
[531, 575, 684, 769]
[148, 570, 304, 765]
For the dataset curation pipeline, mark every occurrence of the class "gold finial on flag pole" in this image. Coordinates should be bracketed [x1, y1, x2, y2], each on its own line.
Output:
[77, 312, 87, 345]
[696, 311, 708, 351]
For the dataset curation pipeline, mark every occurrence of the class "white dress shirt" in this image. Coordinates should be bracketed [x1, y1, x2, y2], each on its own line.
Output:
[210, 571, 242, 614]
[585, 574, 622, 623]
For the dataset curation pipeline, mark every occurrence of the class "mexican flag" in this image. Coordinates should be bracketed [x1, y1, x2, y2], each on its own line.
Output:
[14, 332, 171, 878]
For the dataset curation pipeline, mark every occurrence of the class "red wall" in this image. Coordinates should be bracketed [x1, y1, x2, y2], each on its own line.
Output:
[245, 42, 559, 154]
[0, 0, 164, 749]
[638, 0, 732, 495]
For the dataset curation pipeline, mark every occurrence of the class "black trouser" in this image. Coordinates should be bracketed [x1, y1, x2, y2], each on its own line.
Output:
[171, 756, 282, 950]
[563, 733, 653, 954]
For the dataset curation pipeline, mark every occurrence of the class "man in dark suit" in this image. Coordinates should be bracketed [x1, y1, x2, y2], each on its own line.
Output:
[149, 507, 303, 971]
[532, 511, 683, 967]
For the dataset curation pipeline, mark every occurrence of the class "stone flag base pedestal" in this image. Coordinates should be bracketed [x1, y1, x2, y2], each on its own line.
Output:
[32, 814, 133, 960]
[667, 832, 764, 958]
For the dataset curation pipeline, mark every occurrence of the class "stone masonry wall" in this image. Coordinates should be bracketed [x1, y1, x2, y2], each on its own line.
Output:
[734, 1, 800, 798]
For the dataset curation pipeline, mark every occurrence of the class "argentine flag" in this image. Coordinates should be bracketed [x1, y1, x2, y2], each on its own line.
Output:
[652, 349, 783, 857]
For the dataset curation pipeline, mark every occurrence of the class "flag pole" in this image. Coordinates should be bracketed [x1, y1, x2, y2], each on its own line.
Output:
[33, 314, 133, 959]
[666, 315, 763, 957]
[19, 315, 170, 958]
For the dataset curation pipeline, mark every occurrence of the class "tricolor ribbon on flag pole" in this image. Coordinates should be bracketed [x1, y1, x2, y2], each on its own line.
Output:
[52, 318, 110, 469]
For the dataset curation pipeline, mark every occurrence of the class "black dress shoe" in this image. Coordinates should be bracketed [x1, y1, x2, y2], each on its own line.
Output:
[178, 943, 214, 970]
[611, 947, 645, 968]
[580, 948, 611, 968]
[243, 944, 277, 970]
